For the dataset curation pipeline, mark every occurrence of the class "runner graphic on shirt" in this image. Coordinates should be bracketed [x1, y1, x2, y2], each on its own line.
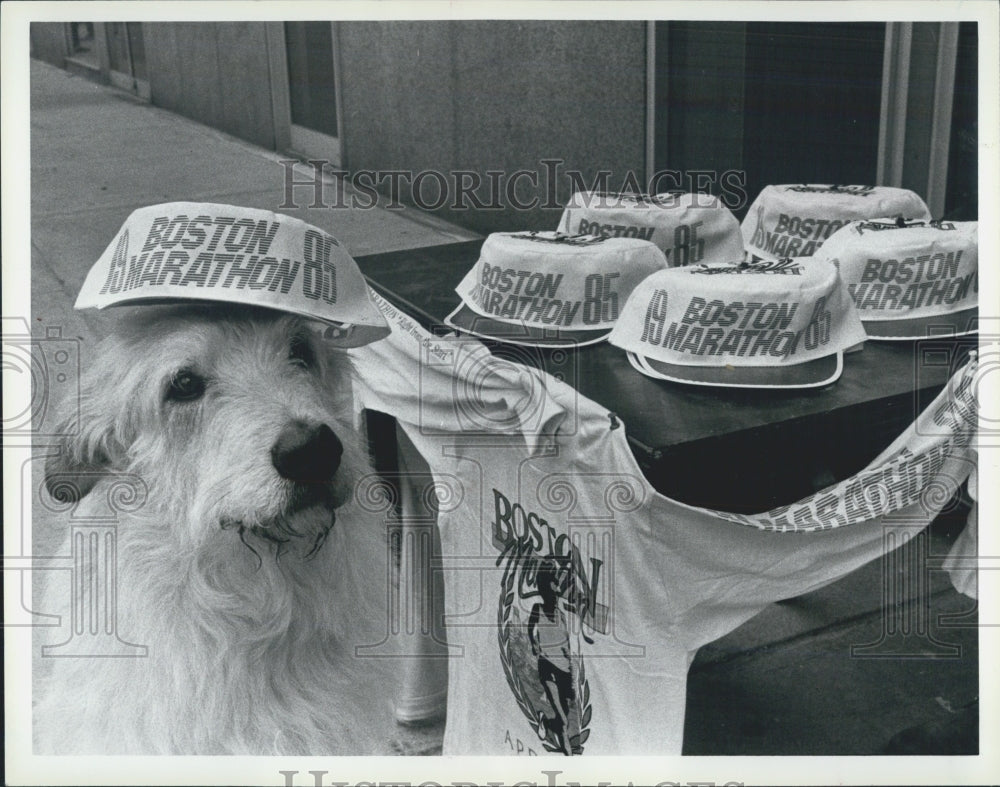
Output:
[497, 543, 593, 755]
[527, 559, 576, 755]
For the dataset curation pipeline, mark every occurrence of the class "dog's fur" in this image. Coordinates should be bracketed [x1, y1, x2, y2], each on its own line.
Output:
[33, 305, 395, 754]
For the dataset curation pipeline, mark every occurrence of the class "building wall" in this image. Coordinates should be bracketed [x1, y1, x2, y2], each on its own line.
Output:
[337, 20, 648, 233]
[39, 21, 973, 231]
[34, 20, 646, 234]
[30, 23, 69, 67]
[144, 22, 276, 149]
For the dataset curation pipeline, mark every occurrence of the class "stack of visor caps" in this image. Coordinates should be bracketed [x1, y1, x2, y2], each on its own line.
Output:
[817, 218, 978, 340]
[609, 257, 867, 389]
[557, 190, 745, 266]
[445, 230, 669, 347]
[74, 202, 390, 348]
[741, 184, 932, 261]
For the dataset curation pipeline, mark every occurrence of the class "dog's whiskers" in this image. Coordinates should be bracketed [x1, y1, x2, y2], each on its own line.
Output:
[231, 522, 264, 570]
[275, 518, 303, 538]
[222, 509, 333, 565]
[303, 514, 336, 560]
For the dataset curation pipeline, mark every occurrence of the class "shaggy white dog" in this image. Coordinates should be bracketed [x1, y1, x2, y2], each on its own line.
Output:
[33, 305, 396, 754]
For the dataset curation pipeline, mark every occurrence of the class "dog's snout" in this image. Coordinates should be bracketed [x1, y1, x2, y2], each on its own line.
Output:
[271, 421, 343, 482]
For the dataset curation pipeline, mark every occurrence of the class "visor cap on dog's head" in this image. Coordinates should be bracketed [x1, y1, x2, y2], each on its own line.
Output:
[445, 231, 669, 347]
[557, 190, 745, 267]
[75, 202, 390, 347]
[817, 218, 978, 340]
[609, 257, 867, 389]
[741, 184, 932, 262]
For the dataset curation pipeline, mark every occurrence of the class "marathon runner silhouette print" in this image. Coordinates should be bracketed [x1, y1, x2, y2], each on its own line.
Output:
[497, 548, 593, 755]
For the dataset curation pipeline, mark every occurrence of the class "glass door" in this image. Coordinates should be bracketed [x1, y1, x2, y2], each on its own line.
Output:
[269, 22, 343, 165]
[67, 22, 98, 67]
[105, 23, 150, 100]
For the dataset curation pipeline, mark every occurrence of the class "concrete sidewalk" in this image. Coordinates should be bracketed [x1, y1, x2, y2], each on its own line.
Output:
[25, 59, 978, 757]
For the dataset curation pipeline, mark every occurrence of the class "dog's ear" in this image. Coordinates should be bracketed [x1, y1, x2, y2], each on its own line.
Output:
[44, 399, 122, 503]
[43, 334, 132, 503]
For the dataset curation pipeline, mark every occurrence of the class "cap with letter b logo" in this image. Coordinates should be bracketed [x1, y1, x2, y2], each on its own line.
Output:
[609, 257, 867, 388]
[75, 202, 390, 347]
[445, 231, 669, 347]
[817, 219, 978, 340]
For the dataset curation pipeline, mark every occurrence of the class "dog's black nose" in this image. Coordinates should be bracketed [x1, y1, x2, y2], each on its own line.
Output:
[271, 421, 343, 482]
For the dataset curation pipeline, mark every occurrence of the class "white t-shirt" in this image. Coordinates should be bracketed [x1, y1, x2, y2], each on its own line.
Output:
[350, 289, 978, 755]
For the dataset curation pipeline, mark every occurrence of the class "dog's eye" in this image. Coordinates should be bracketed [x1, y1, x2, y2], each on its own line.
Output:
[166, 370, 206, 402]
[289, 335, 316, 369]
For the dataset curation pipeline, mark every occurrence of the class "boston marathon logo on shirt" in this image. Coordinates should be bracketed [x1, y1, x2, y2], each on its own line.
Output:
[491, 488, 609, 756]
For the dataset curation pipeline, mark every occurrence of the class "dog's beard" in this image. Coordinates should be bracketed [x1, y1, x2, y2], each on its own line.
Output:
[220, 481, 348, 561]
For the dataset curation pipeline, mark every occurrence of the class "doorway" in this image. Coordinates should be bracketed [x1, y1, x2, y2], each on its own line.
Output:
[60, 22, 149, 100]
[105, 23, 150, 100]
[267, 22, 344, 166]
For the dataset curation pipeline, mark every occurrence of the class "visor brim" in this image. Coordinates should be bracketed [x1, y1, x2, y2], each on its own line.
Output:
[76, 294, 390, 348]
[862, 307, 979, 341]
[445, 302, 609, 347]
[627, 350, 844, 389]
